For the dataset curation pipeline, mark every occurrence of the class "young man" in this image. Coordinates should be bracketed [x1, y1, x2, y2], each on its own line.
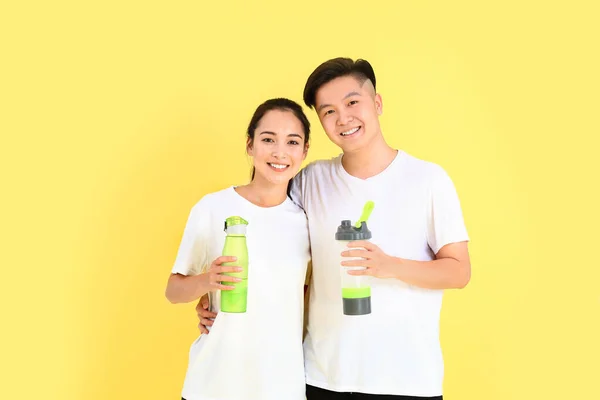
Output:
[197, 58, 471, 399]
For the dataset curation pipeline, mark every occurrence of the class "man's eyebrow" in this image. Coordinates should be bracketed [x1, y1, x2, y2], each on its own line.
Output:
[343, 91, 361, 100]
[317, 103, 331, 112]
[317, 91, 362, 112]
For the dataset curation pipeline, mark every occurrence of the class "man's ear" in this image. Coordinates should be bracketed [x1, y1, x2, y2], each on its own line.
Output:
[375, 93, 383, 115]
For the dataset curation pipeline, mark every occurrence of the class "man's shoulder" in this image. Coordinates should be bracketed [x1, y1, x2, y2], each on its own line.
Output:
[290, 155, 341, 207]
[400, 151, 449, 181]
[298, 154, 341, 178]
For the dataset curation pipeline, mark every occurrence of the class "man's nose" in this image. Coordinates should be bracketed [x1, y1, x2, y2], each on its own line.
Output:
[337, 109, 353, 126]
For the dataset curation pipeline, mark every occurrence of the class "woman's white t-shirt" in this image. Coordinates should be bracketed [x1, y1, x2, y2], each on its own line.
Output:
[171, 186, 311, 400]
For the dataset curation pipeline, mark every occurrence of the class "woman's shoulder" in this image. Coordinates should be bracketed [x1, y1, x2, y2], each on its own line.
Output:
[189, 186, 236, 213]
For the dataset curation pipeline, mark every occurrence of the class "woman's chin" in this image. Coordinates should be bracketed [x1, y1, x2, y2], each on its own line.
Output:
[266, 175, 292, 186]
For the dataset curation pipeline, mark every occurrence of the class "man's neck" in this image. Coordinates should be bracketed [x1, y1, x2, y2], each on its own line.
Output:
[236, 178, 288, 207]
[341, 135, 398, 180]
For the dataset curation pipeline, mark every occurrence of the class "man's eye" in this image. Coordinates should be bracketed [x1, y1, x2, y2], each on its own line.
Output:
[348, 100, 358, 106]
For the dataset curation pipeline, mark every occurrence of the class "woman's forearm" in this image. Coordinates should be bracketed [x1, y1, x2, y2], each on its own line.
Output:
[165, 273, 211, 304]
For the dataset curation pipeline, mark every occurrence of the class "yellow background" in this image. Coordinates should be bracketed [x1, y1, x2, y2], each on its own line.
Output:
[1, 1, 598, 399]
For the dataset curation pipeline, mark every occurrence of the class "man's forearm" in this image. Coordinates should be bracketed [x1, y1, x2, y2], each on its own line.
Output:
[391, 256, 470, 290]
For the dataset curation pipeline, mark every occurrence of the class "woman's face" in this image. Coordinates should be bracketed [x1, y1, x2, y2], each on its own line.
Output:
[248, 109, 308, 186]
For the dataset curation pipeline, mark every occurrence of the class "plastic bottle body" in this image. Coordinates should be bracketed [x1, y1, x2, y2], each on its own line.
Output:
[335, 203, 375, 316]
[220, 224, 249, 313]
[338, 239, 371, 315]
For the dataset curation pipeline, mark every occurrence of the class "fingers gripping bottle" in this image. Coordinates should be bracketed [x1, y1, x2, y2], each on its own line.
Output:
[336, 201, 375, 316]
[221, 216, 249, 313]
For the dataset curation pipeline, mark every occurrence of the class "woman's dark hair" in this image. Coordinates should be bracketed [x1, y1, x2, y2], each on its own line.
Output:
[247, 98, 310, 196]
[303, 57, 376, 109]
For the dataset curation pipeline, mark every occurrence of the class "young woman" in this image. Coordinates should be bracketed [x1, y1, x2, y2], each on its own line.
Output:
[165, 98, 311, 400]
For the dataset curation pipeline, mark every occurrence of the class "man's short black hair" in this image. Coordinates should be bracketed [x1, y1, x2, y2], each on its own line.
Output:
[303, 57, 377, 109]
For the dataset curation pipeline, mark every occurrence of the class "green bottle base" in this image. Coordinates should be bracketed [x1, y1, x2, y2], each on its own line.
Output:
[221, 284, 248, 313]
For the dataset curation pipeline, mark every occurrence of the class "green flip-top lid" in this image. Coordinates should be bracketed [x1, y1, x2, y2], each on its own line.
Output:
[224, 216, 249, 231]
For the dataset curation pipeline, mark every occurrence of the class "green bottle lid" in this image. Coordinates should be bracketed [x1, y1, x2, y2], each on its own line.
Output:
[224, 216, 249, 231]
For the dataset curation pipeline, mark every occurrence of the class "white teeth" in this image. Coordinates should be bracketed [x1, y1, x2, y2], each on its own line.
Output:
[269, 163, 288, 169]
[341, 127, 359, 136]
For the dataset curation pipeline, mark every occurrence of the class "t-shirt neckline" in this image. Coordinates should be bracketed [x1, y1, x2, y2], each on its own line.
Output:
[336, 149, 405, 183]
[229, 186, 291, 210]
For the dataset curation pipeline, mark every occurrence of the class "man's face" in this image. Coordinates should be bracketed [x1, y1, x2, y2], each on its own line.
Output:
[314, 75, 383, 153]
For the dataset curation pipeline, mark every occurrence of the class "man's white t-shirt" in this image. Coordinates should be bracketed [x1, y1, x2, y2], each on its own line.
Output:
[171, 186, 310, 400]
[290, 150, 469, 397]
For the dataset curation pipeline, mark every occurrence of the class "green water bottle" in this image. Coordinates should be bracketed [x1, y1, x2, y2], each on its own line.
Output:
[220, 216, 249, 313]
[336, 201, 375, 316]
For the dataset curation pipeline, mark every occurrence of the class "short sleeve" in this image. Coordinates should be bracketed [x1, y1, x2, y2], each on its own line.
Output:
[289, 169, 305, 210]
[426, 167, 470, 254]
[171, 198, 211, 276]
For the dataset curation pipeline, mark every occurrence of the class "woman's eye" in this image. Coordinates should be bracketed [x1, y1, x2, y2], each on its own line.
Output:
[262, 138, 274, 143]
[289, 140, 299, 145]
[324, 109, 334, 116]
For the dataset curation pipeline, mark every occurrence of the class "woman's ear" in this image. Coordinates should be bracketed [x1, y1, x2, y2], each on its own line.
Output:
[246, 137, 254, 157]
[302, 142, 309, 161]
